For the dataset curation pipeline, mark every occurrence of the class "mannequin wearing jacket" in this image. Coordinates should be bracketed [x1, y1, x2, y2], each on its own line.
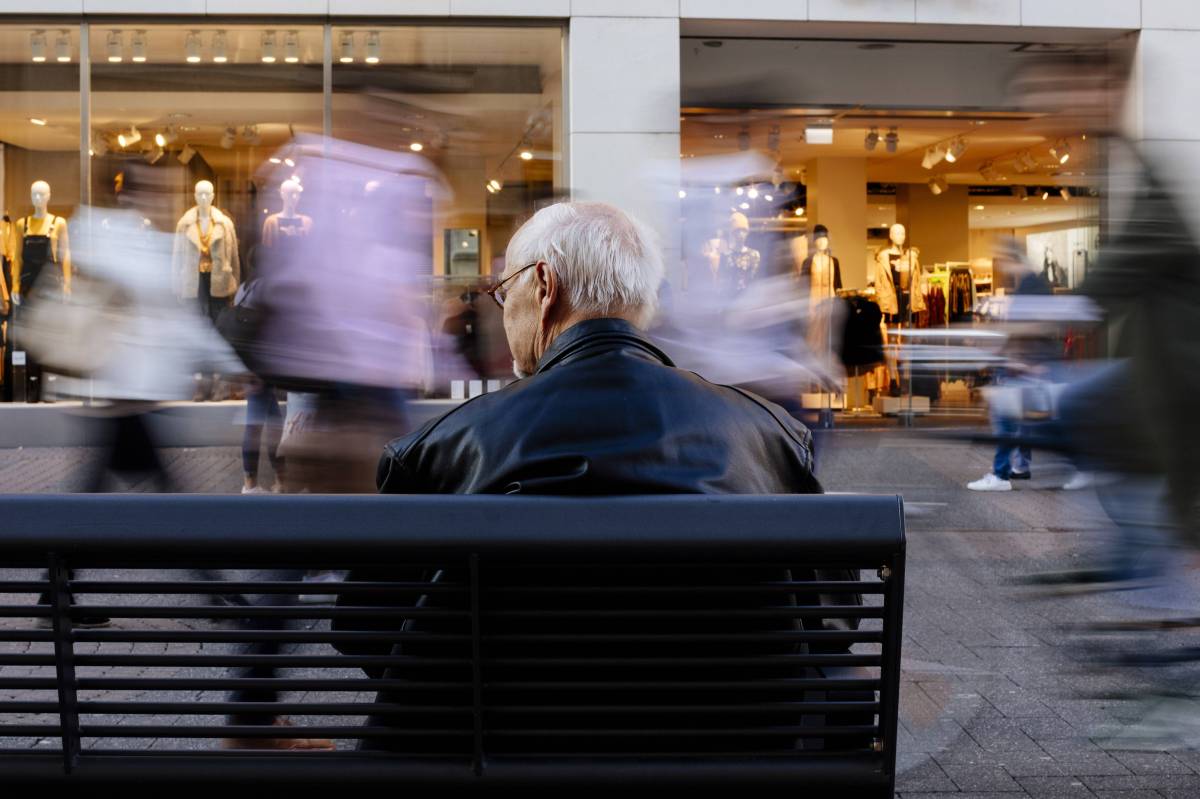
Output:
[12, 181, 71, 302]
[873, 223, 925, 323]
[172, 180, 240, 322]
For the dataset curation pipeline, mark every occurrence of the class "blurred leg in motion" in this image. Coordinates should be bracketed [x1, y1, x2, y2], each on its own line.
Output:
[242, 382, 284, 494]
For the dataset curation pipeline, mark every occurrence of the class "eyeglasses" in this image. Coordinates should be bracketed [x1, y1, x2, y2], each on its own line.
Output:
[485, 262, 537, 308]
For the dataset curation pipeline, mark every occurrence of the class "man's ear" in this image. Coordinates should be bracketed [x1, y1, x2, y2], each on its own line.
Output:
[537, 261, 559, 323]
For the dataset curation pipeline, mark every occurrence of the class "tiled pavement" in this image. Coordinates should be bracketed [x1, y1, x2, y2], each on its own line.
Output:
[1, 430, 1198, 796]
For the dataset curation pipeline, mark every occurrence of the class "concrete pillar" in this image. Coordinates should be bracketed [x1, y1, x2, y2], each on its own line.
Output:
[895, 183, 970, 266]
[805, 157, 868, 288]
[567, 13, 681, 273]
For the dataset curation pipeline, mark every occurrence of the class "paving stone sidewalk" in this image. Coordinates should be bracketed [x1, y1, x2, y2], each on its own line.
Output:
[1, 431, 1198, 797]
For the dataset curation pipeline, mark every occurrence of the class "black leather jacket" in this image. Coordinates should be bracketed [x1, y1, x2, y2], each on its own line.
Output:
[378, 318, 820, 495]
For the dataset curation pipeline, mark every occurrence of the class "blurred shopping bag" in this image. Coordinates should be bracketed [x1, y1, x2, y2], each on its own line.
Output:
[982, 378, 1065, 422]
[19, 275, 126, 378]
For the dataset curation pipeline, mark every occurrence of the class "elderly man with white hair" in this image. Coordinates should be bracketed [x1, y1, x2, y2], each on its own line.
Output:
[377, 201, 819, 495]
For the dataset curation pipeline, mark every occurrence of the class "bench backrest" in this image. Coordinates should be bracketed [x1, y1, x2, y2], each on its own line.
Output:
[0, 494, 904, 792]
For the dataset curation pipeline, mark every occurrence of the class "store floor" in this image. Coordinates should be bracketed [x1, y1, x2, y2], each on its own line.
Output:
[1, 430, 1198, 796]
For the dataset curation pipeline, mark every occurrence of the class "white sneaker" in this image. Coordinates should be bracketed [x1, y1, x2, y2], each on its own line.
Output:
[967, 473, 1012, 492]
[241, 486, 270, 495]
[1062, 471, 1094, 491]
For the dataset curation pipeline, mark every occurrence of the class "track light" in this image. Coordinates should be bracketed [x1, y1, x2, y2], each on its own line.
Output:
[30, 31, 47, 62]
[92, 134, 109, 157]
[864, 127, 879, 151]
[242, 125, 260, 146]
[185, 31, 201, 63]
[928, 176, 948, 195]
[339, 32, 355, 64]
[1051, 139, 1071, 164]
[29, 118, 47, 126]
[978, 161, 1000, 181]
[365, 31, 380, 64]
[261, 32, 277, 63]
[944, 137, 967, 163]
[678, 189, 687, 199]
[1013, 185, 1028, 201]
[178, 143, 196, 165]
[131, 30, 147, 62]
[885, 127, 898, 153]
[117, 126, 141, 148]
[747, 186, 759, 199]
[794, 207, 805, 217]
[55, 31, 70, 62]
[145, 147, 164, 165]
[1041, 188, 1050, 201]
[212, 30, 228, 63]
[284, 31, 300, 63]
[107, 30, 124, 63]
[154, 132, 167, 147]
[1015, 150, 1038, 173]
[921, 144, 946, 170]
[766, 124, 781, 153]
[409, 142, 423, 152]
[220, 126, 236, 149]
[1059, 187, 1071, 201]
[488, 179, 503, 192]
[519, 149, 534, 161]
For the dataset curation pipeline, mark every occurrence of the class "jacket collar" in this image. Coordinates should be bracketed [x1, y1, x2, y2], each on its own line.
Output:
[535, 317, 674, 375]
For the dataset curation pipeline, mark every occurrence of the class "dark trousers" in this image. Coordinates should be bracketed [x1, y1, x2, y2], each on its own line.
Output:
[225, 570, 303, 725]
[242, 383, 283, 479]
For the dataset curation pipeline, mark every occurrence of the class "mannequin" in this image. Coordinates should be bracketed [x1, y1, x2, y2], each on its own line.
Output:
[873, 223, 925, 322]
[172, 179, 240, 322]
[800, 224, 842, 306]
[720, 211, 760, 293]
[261, 178, 313, 251]
[12, 180, 71, 303]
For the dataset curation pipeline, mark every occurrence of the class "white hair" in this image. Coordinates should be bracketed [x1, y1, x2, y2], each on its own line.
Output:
[504, 201, 664, 324]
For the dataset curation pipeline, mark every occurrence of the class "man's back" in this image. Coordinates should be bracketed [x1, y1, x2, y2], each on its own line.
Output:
[377, 318, 819, 495]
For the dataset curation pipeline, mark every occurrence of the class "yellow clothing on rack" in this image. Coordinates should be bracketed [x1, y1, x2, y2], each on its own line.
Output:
[12, 214, 71, 297]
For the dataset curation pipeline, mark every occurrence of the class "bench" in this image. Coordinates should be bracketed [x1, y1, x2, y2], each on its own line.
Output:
[0, 493, 905, 793]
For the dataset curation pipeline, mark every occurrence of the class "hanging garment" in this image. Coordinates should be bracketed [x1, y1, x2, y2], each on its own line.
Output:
[839, 295, 884, 369]
[720, 246, 761, 293]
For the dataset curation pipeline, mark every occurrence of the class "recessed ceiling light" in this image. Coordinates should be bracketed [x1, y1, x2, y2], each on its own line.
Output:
[974, 204, 985, 211]
[29, 117, 47, 126]
[519, 150, 534, 161]
[409, 142, 423, 152]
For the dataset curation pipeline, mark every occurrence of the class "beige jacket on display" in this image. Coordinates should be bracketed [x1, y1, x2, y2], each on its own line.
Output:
[873, 246, 926, 316]
[171, 206, 240, 299]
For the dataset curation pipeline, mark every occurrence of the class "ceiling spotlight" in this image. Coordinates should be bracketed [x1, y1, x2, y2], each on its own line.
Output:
[107, 30, 123, 63]
[864, 127, 879, 151]
[739, 202, 750, 210]
[747, 186, 759, 199]
[794, 207, 805, 217]
[974, 204, 985, 211]
[29, 117, 47, 126]
[766, 124, 781, 153]
[154, 132, 167, 147]
[117, 126, 141, 148]
[409, 142, 424, 152]
[488, 179, 502, 192]
[55, 31, 70, 62]
[269, 157, 282, 164]
[737, 127, 750, 151]
[177, 143, 196, 164]
[145, 147, 164, 165]
[678, 189, 687, 199]
[284, 31, 300, 63]
[978, 161, 1000, 181]
[365, 31, 380, 64]
[339, 32, 355, 64]
[735, 186, 744, 196]
[261, 32, 277, 63]
[928, 176, 948, 195]
[131, 30, 147, 62]
[220, 126, 236, 149]
[30, 31, 47, 62]
[1041, 188, 1050, 201]
[945, 137, 967, 163]
[1059, 187, 1071, 201]
[1050, 139, 1071, 164]
[212, 30, 228, 63]
[713, 187, 721, 194]
[885, 126, 898, 153]
[519, 149, 534, 161]
[242, 125, 260, 145]
[185, 31, 201, 63]
[1013, 185, 1029, 201]
[1015, 150, 1038, 173]
[92, 134, 109, 156]
[283, 157, 295, 168]
[921, 144, 946, 170]
[805, 124, 834, 145]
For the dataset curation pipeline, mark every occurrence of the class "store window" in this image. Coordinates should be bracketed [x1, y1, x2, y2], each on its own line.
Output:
[680, 37, 1111, 421]
[0, 25, 81, 401]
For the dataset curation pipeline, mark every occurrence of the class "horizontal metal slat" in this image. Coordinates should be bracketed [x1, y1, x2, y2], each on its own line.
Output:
[487, 702, 880, 715]
[482, 608, 884, 619]
[80, 725, 470, 738]
[73, 630, 469, 644]
[76, 702, 470, 716]
[483, 655, 882, 668]
[75, 677, 470, 691]
[0, 607, 51, 618]
[0, 678, 58, 689]
[0, 725, 62, 736]
[486, 725, 880, 738]
[67, 581, 467, 595]
[73, 654, 471, 668]
[0, 701, 59, 713]
[0, 631, 54, 642]
[480, 631, 882, 644]
[0, 582, 49, 592]
[56, 606, 470, 620]
[486, 582, 885, 595]
[485, 679, 882, 691]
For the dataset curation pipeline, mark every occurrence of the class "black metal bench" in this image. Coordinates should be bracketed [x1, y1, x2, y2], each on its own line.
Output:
[0, 493, 905, 793]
